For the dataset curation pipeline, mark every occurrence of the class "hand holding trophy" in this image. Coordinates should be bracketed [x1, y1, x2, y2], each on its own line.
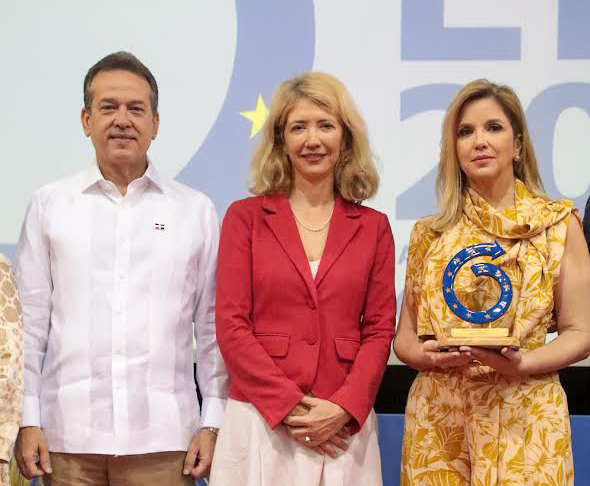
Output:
[440, 240, 519, 349]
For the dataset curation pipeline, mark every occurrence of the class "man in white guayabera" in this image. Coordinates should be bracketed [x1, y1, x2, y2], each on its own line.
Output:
[14, 51, 228, 486]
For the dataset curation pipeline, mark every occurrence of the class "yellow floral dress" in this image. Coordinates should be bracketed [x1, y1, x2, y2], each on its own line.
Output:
[401, 181, 575, 486]
[0, 254, 23, 486]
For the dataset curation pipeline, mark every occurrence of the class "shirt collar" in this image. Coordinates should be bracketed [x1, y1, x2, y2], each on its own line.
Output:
[143, 161, 166, 193]
[79, 163, 104, 192]
[79, 159, 166, 194]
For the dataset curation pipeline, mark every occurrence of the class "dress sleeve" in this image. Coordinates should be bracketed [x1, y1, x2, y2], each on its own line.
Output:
[405, 220, 439, 319]
[0, 255, 23, 463]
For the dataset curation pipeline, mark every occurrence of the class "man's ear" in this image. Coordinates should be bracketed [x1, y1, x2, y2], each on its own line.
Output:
[151, 112, 160, 140]
[81, 108, 91, 137]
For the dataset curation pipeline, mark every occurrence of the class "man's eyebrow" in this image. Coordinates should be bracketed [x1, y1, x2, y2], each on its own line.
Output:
[99, 97, 118, 105]
[98, 98, 146, 106]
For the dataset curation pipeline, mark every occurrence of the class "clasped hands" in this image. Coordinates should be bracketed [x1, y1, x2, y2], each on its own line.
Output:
[421, 339, 527, 377]
[282, 396, 351, 458]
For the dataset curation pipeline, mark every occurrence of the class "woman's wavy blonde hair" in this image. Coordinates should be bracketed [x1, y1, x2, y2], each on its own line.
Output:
[249, 72, 379, 202]
[428, 79, 547, 232]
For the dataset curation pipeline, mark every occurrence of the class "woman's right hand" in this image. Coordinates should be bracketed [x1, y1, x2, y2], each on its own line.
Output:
[283, 400, 350, 458]
[418, 339, 472, 369]
[394, 292, 472, 371]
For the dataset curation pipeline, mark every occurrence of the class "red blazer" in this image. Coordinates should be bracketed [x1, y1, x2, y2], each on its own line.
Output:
[216, 194, 396, 432]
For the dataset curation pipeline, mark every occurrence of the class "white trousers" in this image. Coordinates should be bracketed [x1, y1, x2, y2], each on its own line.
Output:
[209, 399, 383, 486]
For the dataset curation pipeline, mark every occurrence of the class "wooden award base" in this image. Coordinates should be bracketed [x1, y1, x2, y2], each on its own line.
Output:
[439, 327, 519, 349]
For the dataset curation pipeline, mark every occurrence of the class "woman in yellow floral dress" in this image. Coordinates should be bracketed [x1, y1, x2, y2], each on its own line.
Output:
[394, 80, 590, 486]
[0, 254, 23, 486]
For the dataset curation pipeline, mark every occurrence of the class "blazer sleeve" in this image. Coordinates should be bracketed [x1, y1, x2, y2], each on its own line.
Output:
[216, 201, 304, 429]
[329, 213, 396, 433]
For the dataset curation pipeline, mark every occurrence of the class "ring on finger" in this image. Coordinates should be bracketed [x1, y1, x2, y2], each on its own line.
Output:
[304, 436, 311, 443]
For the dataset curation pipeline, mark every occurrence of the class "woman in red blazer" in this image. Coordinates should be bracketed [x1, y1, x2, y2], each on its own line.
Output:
[209, 72, 396, 486]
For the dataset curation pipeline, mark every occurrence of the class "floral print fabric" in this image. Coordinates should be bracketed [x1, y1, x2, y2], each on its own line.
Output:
[401, 181, 575, 486]
[0, 254, 23, 486]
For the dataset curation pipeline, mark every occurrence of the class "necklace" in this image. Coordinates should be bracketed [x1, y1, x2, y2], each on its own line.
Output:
[291, 204, 335, 232]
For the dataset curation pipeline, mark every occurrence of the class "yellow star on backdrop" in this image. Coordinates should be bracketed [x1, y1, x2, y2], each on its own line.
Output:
[240, 94, 269, 139]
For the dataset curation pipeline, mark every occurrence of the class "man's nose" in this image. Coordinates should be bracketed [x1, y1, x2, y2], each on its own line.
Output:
[113, 107, 131, 127]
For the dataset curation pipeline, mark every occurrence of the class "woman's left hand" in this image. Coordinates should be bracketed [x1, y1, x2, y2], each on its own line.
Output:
[462, 346, 529, 377]
[282, 396, 351, 447]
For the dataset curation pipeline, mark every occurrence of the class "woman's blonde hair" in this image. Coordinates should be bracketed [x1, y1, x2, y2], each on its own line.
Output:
[428, 79, 547, 232]
[249, 72, 379, 202]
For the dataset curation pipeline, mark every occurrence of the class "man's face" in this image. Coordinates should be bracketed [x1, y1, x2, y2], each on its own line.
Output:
[81, 70, 159, 171]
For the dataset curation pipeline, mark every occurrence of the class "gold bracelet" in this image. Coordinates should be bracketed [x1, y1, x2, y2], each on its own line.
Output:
[201, 426, 219, 435]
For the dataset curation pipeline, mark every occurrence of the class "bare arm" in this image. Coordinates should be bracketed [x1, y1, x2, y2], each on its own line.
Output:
[468, 217, 590, 375]
[393, 290, 472, 371]
[521, 216, 590, 371]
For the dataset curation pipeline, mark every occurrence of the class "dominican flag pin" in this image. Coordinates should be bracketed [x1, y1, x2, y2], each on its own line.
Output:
[154, 223, 165, 230]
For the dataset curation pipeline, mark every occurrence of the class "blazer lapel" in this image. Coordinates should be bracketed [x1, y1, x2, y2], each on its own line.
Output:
[315, 196, 361, 287]
[262, 195, 318, 301]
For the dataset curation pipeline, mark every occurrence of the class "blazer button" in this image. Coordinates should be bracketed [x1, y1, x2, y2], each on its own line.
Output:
[307, 298, 316, 309]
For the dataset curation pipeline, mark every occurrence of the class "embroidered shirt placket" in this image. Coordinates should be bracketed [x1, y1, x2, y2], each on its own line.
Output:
[112, 193, 131, 438]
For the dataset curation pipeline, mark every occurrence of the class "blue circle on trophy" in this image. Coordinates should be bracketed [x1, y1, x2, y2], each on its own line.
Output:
[442, 241, 513, 324]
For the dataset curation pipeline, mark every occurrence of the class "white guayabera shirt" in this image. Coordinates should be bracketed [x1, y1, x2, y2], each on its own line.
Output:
[15, 162, 228, 454]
